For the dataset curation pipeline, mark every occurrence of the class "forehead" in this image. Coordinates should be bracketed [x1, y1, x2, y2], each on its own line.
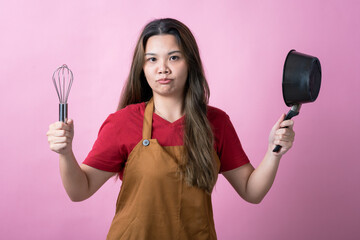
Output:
[145, 34, 180, 52]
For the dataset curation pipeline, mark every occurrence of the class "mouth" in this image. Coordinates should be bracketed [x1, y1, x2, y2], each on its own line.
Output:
[156, 78, 173, 84]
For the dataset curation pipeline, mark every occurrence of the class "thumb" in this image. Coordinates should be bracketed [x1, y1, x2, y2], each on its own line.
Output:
[272, 113, 285, 131]
[66, 118, 74, 126]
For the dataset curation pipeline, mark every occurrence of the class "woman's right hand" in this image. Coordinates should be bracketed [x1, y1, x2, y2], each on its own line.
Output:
[47, 119, 74, 155]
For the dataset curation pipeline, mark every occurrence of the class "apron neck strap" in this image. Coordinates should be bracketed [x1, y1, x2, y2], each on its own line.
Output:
[142, 97, 154, 139]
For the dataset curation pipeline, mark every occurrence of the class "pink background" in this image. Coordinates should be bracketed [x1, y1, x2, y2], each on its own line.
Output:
[1, 0, 359, 239]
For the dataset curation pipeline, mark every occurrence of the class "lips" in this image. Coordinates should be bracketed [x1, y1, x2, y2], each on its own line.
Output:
[157, 78, 172, 84]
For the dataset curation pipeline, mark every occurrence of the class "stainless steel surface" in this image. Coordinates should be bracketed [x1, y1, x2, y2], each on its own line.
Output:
[52, 64, 73, 104]
[291, 104, 302, 113]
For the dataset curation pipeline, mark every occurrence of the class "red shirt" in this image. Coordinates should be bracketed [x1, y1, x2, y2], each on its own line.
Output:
[83, 102, 249, 178]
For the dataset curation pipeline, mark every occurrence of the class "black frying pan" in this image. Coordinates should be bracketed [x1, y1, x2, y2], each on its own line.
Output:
[273, 50, 322, 152]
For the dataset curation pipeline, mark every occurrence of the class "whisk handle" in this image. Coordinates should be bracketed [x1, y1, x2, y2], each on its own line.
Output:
[59, 103, 68, 122]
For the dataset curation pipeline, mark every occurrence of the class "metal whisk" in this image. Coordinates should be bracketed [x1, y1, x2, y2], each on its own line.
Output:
[52, 64, 74, 122]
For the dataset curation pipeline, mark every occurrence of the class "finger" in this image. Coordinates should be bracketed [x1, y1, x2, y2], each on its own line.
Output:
[54, 130, 72, 137]
[65, 118, 74, 127]
[46, 129, 52, 136]
[49, 121, 65, 130]
[275, 134, 294, 143]
[276, 128, 295, 136]
[274, 139, 293, 149]
[49, 136, 68, 144]
[63, 119, 74, 132]
[49, 122, 60, 130]
[55, 130, 66, 137]
[280, 119, 294, 129]
[47, 129, 66, 137]
[272, 113, 286, 131]
[66, 118, 73, 125]
[48, 132, 73, 142]
[277, 129, 295, 139]
[47, 129, 73, 138]
[50, 120, 73, 131]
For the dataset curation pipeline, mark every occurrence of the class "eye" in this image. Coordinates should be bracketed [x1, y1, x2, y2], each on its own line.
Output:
[170, 55, 179, 61]
[147, 57, 156, 62]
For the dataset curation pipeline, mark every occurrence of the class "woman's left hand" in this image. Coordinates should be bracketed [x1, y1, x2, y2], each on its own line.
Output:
[268, 113, 295, 156]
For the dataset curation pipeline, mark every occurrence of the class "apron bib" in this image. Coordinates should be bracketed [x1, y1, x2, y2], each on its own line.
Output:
[107, 98, 220, 240]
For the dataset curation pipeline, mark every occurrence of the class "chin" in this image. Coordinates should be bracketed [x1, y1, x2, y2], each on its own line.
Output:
[153, 90, 180, 98]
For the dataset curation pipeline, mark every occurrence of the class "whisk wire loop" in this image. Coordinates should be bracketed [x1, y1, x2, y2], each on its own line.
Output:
[52, 64, 73, 104]
[65, 69, 73, 103]
[52, 64, 74, 122]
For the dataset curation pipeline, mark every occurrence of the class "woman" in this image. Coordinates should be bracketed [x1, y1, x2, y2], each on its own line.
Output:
[47, 18, 295, 239]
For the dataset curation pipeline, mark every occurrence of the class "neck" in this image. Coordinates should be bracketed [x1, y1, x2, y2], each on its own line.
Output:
[153, 94, 185, 123]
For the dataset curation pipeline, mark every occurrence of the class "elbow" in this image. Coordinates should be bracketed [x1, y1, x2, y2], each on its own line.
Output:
[248, 198, 262, 204]
[244, 195, 265, 204]
[67, 191, 88, 202]
[70, 197, 84, 202]
[237, 191, 264, 204]
[69, 195, 84, 202]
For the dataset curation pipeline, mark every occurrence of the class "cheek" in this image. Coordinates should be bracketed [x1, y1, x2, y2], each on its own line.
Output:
[143, 66, 153, 81]
[174, 61, 187, 77]
[180, 65, 188, 82]
[142, 69, 153, 89]
[143, 65, 148, 76]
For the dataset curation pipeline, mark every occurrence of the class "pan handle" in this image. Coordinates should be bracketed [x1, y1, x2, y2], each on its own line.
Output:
[272, 104, 301, 153]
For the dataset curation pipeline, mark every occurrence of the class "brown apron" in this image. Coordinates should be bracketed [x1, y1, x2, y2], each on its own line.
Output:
[107, 98, 221, 240]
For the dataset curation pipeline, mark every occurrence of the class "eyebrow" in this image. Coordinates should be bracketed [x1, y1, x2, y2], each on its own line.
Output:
[145, 50, 181, 56]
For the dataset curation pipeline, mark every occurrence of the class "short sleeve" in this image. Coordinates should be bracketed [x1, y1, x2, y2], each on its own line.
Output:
[209, 108, 250, 173]
[82, 113, 124, 172]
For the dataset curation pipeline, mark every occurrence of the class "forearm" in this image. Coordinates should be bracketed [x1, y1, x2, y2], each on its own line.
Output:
[245, 149, 281, 203]
[59, 151, 89, 202]
[224, 114, 295, 204]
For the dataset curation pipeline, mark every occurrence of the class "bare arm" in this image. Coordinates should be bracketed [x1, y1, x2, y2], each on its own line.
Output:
[47, 119, 116, 202]
[223, 114, 295, 204]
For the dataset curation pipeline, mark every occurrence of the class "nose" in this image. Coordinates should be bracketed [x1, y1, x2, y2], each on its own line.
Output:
[158, 60, 170, 74]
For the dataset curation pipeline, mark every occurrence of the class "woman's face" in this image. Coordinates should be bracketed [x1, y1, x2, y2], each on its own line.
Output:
[143, 34, 188, 99]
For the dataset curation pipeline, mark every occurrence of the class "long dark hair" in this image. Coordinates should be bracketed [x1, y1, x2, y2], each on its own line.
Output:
[118, 18, 217, 194]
